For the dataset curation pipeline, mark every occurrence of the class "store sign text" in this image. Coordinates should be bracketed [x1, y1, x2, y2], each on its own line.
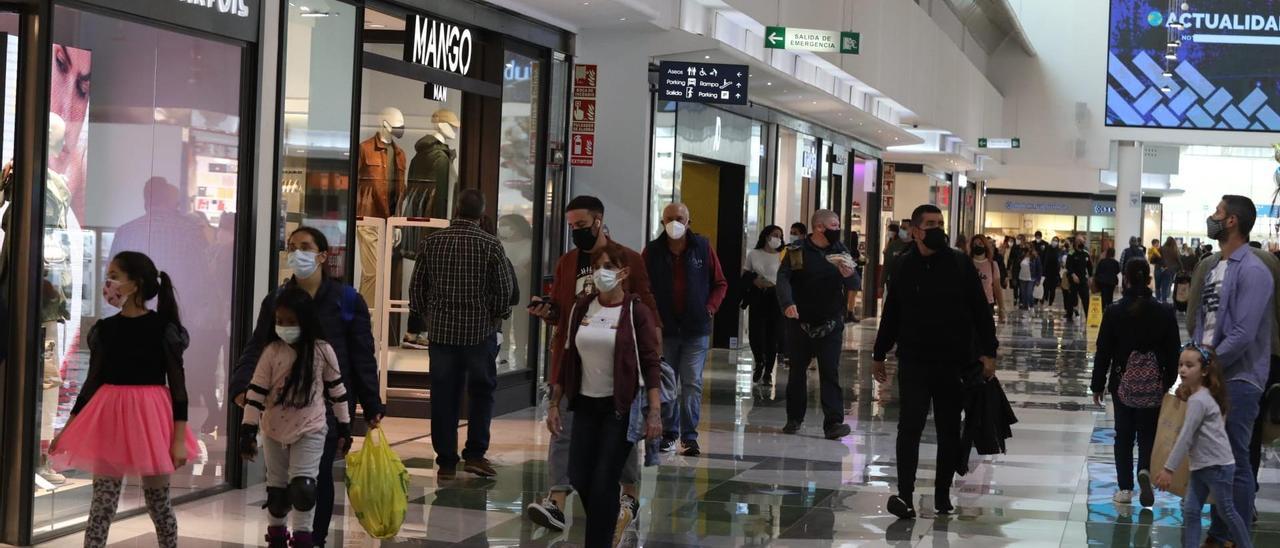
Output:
[176, 0, 250, 18]
[405, 14, 473, 76]
[1004, 200, 1070, 213]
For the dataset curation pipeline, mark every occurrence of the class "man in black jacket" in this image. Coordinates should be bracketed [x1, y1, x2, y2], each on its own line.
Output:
[231, 227, 385, 548]
[777, 209, 859, 440]
[873, 204, 999, 520]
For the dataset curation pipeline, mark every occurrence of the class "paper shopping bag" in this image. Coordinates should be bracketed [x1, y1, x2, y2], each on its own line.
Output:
[1150, 393, 1190, 497]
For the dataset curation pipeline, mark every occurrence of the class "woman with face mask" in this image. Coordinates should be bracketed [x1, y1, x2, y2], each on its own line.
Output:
[547, 243, 663, 548]
[970, 235, 1005, 321]
[229, 227, 385, 547]
[743, 225, 785, 384]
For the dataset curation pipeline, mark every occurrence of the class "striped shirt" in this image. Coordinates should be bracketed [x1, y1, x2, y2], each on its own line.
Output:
[243, 341, 350, 444]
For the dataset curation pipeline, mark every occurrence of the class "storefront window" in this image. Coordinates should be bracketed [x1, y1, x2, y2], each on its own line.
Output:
[496, 49, 540, 375]
[35, 4, 244, 533]
[277, 0, 357, 281]
[774, 128, 816, 229]
[651, 101, 676, 237]
[0, 12, 16, 475]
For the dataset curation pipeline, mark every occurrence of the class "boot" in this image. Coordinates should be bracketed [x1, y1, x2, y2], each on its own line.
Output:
[266, 526, 290, 548]
[290, 530, 314, 548]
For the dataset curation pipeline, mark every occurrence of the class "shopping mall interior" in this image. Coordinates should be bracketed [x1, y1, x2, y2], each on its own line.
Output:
[1, 0, 1280, 546]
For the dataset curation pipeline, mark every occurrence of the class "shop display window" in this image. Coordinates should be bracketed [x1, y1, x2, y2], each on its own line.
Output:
[774, 127, 816, 229]
[496, 49, 540, 375]
[33, 4, 245, 533]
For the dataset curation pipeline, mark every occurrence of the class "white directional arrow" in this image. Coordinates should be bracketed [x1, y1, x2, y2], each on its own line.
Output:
[767, 31, 783, 47]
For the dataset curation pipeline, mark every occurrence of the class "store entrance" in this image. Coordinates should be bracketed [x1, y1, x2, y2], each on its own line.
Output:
[680, 156, 745, 349]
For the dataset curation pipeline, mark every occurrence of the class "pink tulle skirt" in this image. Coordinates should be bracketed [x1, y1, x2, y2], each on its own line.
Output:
[50, 384, 199, 477]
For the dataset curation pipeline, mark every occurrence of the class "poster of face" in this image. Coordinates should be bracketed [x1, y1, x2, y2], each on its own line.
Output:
[48, 44, 91, 219]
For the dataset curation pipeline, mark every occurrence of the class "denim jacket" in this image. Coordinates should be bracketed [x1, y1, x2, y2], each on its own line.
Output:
[1192, 245, 1274, 390]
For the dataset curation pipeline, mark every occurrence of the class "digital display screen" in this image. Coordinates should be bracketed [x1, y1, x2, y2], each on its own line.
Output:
[1107, 0, 1280, 131]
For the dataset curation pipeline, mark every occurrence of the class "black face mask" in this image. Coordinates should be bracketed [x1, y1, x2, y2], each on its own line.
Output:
[571, 224, 599, 250]
[823, 229, 842, 245]
[923, 228, 948, 251]
[972, 245, 987, 256]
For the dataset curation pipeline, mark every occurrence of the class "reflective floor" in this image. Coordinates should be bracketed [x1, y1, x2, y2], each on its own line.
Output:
[34, 307, 1280, 546]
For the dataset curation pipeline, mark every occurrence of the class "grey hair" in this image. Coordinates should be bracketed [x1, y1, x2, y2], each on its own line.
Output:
[810, 209, 838, 229]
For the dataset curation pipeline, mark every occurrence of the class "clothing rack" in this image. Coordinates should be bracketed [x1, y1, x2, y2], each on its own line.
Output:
[376, 216, 448, 401]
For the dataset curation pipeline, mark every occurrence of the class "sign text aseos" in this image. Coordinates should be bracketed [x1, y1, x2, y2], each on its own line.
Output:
[405, 14, 473, 76]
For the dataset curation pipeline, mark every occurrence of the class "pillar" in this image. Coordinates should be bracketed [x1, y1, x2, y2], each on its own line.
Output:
[1115, 141, 1144, 247]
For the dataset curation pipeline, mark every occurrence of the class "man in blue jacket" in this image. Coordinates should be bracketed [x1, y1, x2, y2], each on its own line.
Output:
[231, 226, 385, 548]
[643, 202, 727, 457]
[1190, 195, 1273, 546]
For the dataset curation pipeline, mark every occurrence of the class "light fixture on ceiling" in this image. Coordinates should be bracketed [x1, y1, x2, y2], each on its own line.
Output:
[583, 1, 590, 5]
[299, 5, 310, 11]
[301, 11, 330, 17]
[704, 55, 711, 59]
[811, 101, 817, 105]
[766, 82, 772, 86]
[619, 17, 627, 21]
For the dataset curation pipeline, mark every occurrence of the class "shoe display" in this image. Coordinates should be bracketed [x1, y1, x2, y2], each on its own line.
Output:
[464, 458, 497, 478]
[1112, 489, 1133, 504]
[36, 465, 66, 485]
[1137, 469, 1154, 508]
[681, 439, 701, 457]
[887, 494, 916, 520]
[526, 497, 567, 531]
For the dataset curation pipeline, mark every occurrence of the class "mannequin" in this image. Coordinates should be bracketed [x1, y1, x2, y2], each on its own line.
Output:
[356, 107, 408, 342]
[400, 109, 458, 348]
[39, 114, 73, 486]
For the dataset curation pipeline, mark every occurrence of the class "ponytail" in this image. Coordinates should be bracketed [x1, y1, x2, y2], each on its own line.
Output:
[157, 271, 183, 330]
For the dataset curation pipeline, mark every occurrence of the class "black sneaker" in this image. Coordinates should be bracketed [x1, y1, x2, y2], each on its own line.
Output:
[681, 440, 701, 457]
[935, 496, 955, 515]
[887, 494, 916, 520]
[526, 497, 567, 531]
[659, 436, 678, 453]
[782, 420, 802, 434]
[824, 423, 852, 440]
[1137, 469, 1154, 508]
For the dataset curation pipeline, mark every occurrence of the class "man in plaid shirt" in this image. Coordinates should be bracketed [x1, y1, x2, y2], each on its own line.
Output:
[409, 189, 515, 479]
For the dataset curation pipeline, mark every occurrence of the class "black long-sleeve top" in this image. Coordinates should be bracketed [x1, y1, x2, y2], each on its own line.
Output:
[873, 246, 999, 363]
[1091, 287, 1181, 395]
[72, 312, 190, 420]
[1094, 258, 1121, 286]
[776, 237, 859, 324]
[230, 277, 385, 422]
[1041, 246, 1062, 281]
[1066, 249, 1093, 283]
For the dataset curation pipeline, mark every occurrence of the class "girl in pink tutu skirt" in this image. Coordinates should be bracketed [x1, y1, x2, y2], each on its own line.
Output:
[49, 251, 199, 548]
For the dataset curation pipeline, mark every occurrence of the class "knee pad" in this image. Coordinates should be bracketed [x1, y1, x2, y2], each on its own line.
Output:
[265, 486, 290, 519]
[288, 476, 317, 512]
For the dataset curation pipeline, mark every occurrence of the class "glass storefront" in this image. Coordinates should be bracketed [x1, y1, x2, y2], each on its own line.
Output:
[496, 48, 540, 374]
[775, 127, 816, 229]
[33, 3, 246, 533]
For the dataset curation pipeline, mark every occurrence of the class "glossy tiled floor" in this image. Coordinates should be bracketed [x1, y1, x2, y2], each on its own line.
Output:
[34, 306, 1280, 547]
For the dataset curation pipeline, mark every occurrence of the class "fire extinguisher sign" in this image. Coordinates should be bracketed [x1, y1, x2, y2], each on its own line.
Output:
[570, 64, 598, 167]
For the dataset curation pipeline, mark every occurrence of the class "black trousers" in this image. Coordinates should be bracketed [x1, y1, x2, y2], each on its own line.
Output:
[313, 418, 340, 546]
[1099, 283, 1116, 309]
[896, 361, 962, 498]
[1113, 398, 1159, 491]
[568, 396, 635, 547]
[749, 289, 782, 379]
[1066, 282, 1090, 319]
[1043, 277, 1060, 306]
[785, 321, 845, 427]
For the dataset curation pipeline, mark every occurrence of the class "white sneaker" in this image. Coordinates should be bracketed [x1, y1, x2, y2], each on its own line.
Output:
[36, 465, 66, 485]
[1113, 489, 1133, 504]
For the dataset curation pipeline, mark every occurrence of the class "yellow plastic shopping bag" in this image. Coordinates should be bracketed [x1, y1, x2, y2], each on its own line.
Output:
[344, 427, 408, 539]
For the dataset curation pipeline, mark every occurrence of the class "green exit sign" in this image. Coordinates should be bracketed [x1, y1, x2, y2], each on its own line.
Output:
[765, 26, 860, 55]
[979, 137, 1020, 149]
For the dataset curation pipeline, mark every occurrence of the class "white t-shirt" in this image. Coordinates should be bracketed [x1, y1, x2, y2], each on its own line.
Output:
[575, 299, 622, 397]
[1201, 260, 1229, 346]
[1019, 257, 1033, 281]
[745, 248, 782, 285]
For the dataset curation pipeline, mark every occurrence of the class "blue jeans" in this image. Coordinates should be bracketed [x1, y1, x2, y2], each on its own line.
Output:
[1186, 464, 1253, 548]
[1207, 381, 1262, 542]
[428, 333, 499, 468]
[662, 334, 711, 442]
[1019, 280, 1036, 309]
[1155, 268, 1173, 302]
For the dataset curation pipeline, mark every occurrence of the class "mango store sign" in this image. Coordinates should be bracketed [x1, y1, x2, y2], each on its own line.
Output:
[404, 14, 473, 76]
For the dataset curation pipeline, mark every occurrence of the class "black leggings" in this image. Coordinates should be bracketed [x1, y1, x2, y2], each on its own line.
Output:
[568, 396, 635, 547]
[1113, 399, 1158, 491]
[749, 288, 782, 378]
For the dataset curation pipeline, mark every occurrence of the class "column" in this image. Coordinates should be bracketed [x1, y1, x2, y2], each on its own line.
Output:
[1115, 141, 1144, 246]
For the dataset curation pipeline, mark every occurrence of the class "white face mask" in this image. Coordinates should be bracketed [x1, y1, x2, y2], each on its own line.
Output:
[276, 325, 302, 344]
[789, 234, 802, 243]
[592, 268, 621, 292]
[664, 220, 687, 240]
[768, 237, 782, 249]
[288, 250, 321, 279]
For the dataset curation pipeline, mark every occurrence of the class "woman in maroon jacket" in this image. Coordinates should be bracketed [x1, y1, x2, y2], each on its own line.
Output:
[547, 243, 662, 547]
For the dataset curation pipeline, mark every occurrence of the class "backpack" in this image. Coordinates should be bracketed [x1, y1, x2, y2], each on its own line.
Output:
[1117, 350, 1164, 408]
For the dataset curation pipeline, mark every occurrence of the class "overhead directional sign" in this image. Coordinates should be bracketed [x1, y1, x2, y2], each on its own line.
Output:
[978, 137, 1021, 149]
[765, 26, 860, 54]
[657, 61, 750, 106]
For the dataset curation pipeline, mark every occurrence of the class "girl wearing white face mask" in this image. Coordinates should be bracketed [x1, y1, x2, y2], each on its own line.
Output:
[240, 287, 353, 548]
[743, 225, 785, 384]
[547, 243, 663, 548]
